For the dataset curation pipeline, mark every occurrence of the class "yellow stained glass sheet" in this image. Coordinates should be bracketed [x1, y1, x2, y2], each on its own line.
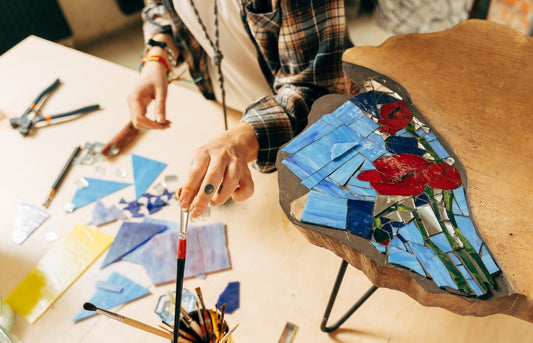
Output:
[5, 223, 113, 324]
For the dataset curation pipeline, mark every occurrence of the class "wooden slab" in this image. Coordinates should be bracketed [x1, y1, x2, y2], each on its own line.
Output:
[277, 20, 533, 323]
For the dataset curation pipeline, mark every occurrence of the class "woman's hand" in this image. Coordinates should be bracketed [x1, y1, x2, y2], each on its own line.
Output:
[127, 51, 172, 129]
[178, 122, 259, 217]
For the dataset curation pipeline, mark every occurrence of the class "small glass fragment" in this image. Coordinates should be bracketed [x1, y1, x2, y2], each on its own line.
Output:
[165, 175, 178, 183]
[64, 202, 76, 213]
[75, 178, 89, 189]
[152, 182, 166, 194]
[115, 168, 128, 178]
[95, 166, 105, 176]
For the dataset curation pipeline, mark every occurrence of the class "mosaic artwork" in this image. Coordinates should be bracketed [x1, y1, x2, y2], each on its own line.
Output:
[282, 89, 500, 297]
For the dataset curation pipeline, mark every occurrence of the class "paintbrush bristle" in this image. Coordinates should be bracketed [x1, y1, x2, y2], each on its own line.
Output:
[83, 302, 97, 311]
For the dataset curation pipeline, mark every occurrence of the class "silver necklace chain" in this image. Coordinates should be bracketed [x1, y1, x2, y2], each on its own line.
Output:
[188, 0, 228, 131]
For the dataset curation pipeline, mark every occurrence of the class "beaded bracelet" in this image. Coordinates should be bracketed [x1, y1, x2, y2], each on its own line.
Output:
[140, 55, 171, 74]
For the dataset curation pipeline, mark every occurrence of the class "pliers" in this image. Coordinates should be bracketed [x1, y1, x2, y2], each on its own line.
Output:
[10, 78, 100, 136]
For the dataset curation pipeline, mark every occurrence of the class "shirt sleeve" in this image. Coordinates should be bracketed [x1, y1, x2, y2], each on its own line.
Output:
[241, 0, 350, 173]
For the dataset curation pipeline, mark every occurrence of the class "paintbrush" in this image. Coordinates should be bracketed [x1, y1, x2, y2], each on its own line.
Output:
[82, 302, 172, 340]
[219, 323, 239, 343]
[173, 203, 190, 343]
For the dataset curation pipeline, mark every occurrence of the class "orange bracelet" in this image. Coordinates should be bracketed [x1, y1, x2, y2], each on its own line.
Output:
[140, 55, 171, 74]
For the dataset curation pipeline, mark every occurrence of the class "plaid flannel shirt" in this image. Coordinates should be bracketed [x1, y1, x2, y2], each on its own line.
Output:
[142, 0, 351, 172]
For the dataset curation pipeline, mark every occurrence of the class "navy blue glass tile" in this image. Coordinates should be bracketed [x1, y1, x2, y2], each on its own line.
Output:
[346, 199, 375, 238]
[385, 136, 426, 156]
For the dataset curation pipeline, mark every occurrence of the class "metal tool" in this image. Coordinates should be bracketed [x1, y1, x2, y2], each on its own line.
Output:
[10, 78, 100, 136]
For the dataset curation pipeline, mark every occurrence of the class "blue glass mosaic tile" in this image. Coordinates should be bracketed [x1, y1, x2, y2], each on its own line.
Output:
[348, 115, 380, 137]
[480, 245, 500, 274]
[329, 154, 366, 186]
[397, 222, 425, 246]
[301, 191, 347, 229]
[452, 187, 470, 216]
[389, 246, 426, 276]
[282, 119, 335, 154]
[301, 147, 360, 189]
[385, 136, 426, 156]
[321, 112, 344, 128]
[313, 179, 357, 199]
[331, 142, 360, 160]
[428, 140, 450, 159]
[335, 101, 363, 125]
[430, 232, 453, 253]
[455, 215, 483, 252]
[346, 199, 374, 238]
[371, 241, 387, 253]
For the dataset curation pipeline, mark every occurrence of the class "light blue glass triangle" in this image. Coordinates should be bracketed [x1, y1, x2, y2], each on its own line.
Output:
[72, 272, 150, 322]
[71, 178, 131, 209]
[131, 154, 167, 200]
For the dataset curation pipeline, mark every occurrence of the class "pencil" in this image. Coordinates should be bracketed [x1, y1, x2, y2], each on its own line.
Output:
[43, 145, 80, 208]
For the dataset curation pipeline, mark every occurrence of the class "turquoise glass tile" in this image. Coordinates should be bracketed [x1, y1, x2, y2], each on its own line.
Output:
[371, 241, 386, 253]
[455, 215, 483, 252]
[480, 244, 500, 274]
[321, 112, 344, 128]
[348, 115, 379, 138]
[334, 101, 363, 125]
[301, 191, 348, 229]
[329, 154, 366, 186]
[282, 119, 334, 154]
[388, 246, 426, 277]
[428, 140, 450, 159]
[313, 179, 357, 199]
[397, 221, 424, 246]
[452, 187, 469, 216]
[430, 232, 453, 253]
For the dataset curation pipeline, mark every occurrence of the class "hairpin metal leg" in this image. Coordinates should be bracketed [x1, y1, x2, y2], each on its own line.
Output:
[320, 260, 378, 333]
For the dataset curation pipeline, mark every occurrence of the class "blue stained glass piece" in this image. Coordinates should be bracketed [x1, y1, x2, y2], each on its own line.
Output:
[466, 278, 485, 296]
[448, 252, 461, 265]
[398, 221, 424, 246]
[415, 128, 429, 137]
[348, 115, 379, 137]
[430, 232, 453, 253]
[331, 142, 360, 160]
[457, 265, 470, 278]
[301, 191, 348, 229]
[71, 178, 131, 209]
[455, 215, 483, 252]
[415, 193, 430, 206]
[385, 136, 426, 156]
[301, 147, 360, 189]
[367, 132, 386, 149]
[389, 236, 406, 250]
[358, 139, 388, 161]
[410, 243, 457, 289]
[321, 113, 344, 128]
[480, 244, 500, 274]
[72, 272, 150, 322]
[428, 140, 450, 159]
[381, 223, 393, 237]
[346, 199, 374, 238]
[397, 129, 410, 137]
[132, 154, 167, 200]
[282, 119, 335, 154]
[453, 187, 470, 216]
[388, 246, 426, 277]
[347, 184, 377, 197]
[216, 281, 240, 314]
[390, 221, 405, 228]
[349, 91, 398, 119]
[335, 101, 364, 124]
[313, 179, 357, 199]
[329, 154, 365, 186]
[348, 174, 373, 189]
[425, 132, 438, 142]
[371, 241, 386, 253]
[282, 155, 313, 180]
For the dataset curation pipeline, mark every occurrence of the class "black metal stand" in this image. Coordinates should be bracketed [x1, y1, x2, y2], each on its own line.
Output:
[320, 260, 378, 333]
